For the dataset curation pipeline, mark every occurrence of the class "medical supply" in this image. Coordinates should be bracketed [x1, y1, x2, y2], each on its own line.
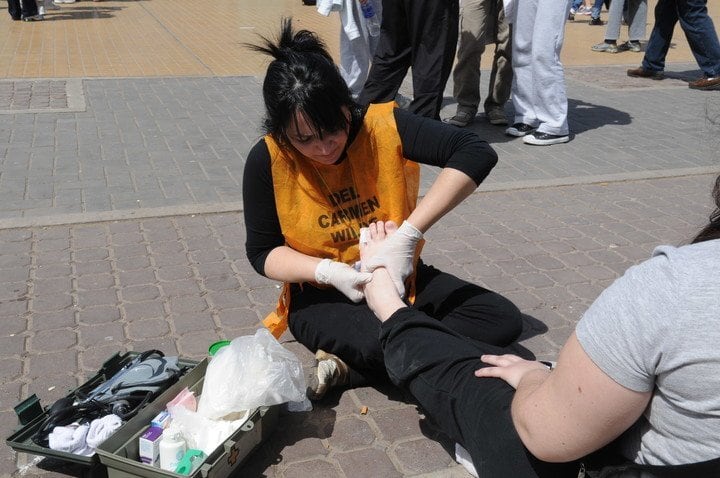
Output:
[138, 426, 163, 466]
[159, 427, 186, 471]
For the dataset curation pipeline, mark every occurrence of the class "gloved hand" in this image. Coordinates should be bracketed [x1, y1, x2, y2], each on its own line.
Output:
[315, 259, 373, 302]
[363, 220, 423, 298]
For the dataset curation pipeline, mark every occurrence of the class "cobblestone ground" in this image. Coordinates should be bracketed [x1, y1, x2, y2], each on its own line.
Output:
[1, 174, 714, 478]
[1, 0, 719, 476]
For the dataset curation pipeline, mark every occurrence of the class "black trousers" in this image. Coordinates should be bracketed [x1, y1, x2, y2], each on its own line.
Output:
[7, 0, 38, 19]
[288, 261, 523, 382]
[359, 0, 460, 119]
[380, 308, 582, 478]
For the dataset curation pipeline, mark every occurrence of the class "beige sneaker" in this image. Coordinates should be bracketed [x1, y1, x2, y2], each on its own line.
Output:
[307, 349, 350, 400]
[442, 110, 476, 127]
[486, 108, 508, 126]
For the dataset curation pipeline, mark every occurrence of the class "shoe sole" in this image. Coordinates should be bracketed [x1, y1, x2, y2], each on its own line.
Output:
[689, 84, 720, 91]
[488, 119, 509, 126]
[628, 73, 664, 80]
[523, 135, 570, 146]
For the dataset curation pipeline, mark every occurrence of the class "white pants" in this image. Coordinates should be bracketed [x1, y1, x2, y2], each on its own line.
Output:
[339, 0, 381, 99]
[511, 0, 572, 135]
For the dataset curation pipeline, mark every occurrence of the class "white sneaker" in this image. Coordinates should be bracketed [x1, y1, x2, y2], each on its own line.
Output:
[522, 131, 570, 146]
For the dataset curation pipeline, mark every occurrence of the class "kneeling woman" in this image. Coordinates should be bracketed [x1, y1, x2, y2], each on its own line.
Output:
[243, 19, 522, 399]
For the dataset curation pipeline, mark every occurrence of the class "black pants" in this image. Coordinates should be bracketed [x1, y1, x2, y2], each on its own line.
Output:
[7, 0, 38, 19]
[358, 0, 460, 119]
[380, 309, 582, 478]
[288, 261, 523, 383]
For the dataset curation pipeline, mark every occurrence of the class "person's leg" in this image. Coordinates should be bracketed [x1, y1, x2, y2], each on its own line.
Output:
[359, 0, 411, 107]
[602, 0, 625, 41]
[20, 0, 39, 17]
[8, 0, 22, 19]
[339, 0, 379, 99]
[510, 0, 539, 127]
[530, 0, 572, 136]
[676, 0, 720, 78]
[627, 0, 648, 42]
[407, 0, 459, 119]
[483, 0, 513, 116]
[288, 284, 388, 382]
[413, 262, 523, 347]
[380, 309, 582, 477]
[590, 0, 605, 20]
[641, 0, 677, 72]
[451, 0, 490, 118]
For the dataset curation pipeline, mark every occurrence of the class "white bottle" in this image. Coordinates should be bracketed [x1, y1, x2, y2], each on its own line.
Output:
[358, 0, 381, 37]
[159, 428, 187, 472]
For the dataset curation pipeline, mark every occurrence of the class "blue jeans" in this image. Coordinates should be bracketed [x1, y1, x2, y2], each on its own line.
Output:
[642, 0, 720, 77]
[590, 0, 605, 19]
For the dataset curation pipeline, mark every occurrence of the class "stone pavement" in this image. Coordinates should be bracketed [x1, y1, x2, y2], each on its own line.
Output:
[1, 0, 720, 477]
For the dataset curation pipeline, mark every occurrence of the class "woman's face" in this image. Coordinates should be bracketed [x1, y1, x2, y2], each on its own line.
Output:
[286, 108, 350, 165]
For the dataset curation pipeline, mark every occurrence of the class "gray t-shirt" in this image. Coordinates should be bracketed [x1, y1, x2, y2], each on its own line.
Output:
[576, 239, 720, 466]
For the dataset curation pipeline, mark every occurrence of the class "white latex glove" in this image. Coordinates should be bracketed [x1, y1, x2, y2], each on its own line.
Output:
[315, 259, 373, 302]
[363, 220, 423, 298]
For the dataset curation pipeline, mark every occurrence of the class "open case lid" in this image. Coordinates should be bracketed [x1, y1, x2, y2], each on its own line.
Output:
[6, 351, 199, 468]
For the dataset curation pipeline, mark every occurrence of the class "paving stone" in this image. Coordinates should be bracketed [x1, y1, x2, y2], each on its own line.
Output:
[76, 288, 117, 308]
[29, 309, 76, 331]
[77, 306, 121, 325]
[336, 447, 402, 478]
[75, 273, 115, 291]
[159, 279, 202, 297]
[121, 299, 166, 322]
[118, 269, 157, 286]
[373, 408, 425, 443]
[205, 290, 253, 310]
[78, 323, 125, 347]
[120, 284, 160, 302]
[29, 329, 77, 352]
[282, 459, 341, 478]
[156, 265, 194, 281]
[215, 308, 262, 330]
[326, 417, 375, 451]
[392, 438, 454, 475]
[126, 318, 170, 340]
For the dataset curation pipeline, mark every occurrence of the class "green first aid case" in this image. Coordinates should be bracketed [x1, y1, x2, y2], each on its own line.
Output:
[6, 351, 199, 476]
[7, 351, 278, 477]
[95, 358, 279, 478]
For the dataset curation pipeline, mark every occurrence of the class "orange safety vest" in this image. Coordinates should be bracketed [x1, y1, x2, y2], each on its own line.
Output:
[262, 102, 423, 338]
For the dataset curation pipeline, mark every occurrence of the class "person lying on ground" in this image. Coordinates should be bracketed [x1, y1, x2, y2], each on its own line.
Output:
[360, 201, 720, 476]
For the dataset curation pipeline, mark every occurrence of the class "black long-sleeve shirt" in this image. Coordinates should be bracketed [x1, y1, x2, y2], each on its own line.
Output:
[242, 107, 498, 276]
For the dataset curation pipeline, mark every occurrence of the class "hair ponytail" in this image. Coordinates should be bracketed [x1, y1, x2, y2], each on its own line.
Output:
[245, 18, 356, 147]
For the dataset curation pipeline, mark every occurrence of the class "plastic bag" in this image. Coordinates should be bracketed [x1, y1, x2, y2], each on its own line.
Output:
[197, 329, 306, 419]
[168, 406, 248, 455]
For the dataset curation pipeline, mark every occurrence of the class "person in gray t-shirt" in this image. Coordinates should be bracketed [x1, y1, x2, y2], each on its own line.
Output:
[359, 172, 720, 476]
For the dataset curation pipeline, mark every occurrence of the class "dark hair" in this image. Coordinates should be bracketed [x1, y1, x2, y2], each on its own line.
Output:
[691, 173, 720, 244]
[245, 18, 357, 147]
